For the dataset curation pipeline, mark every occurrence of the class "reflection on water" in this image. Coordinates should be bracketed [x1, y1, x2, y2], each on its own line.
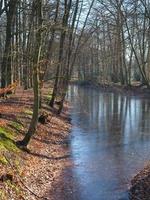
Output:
[67, 85, 150, 200]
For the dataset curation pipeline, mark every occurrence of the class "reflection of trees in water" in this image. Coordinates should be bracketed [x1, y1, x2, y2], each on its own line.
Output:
[68, 85, 150, 198]
[139, 100, 150, 140]
[67, 85, 150, 199]
[68, 85, 150, 142]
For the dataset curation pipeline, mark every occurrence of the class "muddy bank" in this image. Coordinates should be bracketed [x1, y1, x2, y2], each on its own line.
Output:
[129, 163, 150, 200]
[0, 86, 72, 200]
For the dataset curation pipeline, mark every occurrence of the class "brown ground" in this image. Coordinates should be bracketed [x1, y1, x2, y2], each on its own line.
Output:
[0, 84, 73, 200]
[129, 163, 150, 200]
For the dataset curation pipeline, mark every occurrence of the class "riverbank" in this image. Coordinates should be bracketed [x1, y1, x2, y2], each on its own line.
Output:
[0, 85, 72, 200]
[129, 163, 150, 200]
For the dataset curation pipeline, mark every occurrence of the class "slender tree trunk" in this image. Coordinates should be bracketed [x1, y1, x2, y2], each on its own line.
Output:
[1, 0, 18, 88]
[17, 0, 43, 147]
[57, 0, 79, 114]
[49, 0, 72, 107]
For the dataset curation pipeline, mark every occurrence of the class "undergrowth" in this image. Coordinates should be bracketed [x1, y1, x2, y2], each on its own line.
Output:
[0, 126, 20, 164]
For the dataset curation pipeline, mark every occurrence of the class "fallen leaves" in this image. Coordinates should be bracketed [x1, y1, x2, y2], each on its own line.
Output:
[0, 85, 71, 200]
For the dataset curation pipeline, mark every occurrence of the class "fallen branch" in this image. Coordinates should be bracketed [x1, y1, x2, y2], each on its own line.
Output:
[0, 81, 18, 98]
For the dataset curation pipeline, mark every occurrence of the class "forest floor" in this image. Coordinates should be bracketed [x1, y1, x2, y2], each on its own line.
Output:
[0, 84, 73, 200]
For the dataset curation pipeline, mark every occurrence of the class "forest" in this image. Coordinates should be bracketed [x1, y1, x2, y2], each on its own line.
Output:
[0, 0, 150, 199]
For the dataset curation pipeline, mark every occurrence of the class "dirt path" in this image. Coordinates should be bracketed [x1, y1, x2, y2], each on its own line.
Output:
[0, 85, 72, 200]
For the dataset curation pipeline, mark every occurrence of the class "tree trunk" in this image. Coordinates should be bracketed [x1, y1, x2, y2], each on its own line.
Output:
[49, 0, 72, 107]
[17, 0, 43, 147]
[1, 0, 18, 88]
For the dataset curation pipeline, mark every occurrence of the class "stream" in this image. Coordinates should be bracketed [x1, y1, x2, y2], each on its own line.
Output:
[65, 85, 150, 200]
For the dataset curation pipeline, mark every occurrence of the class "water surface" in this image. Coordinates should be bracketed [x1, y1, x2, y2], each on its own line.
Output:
[66, 85, 150, 200]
